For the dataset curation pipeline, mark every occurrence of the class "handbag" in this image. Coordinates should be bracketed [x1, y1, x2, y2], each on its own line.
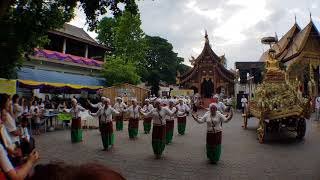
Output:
[210, 115, 216, 134]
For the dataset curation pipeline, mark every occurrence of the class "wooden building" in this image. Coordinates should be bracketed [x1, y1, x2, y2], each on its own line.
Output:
[17, 23, 109, 98]
[102, 83, 150, 105]
[177, 32, 235, 98]
[260, 19, 320, 97]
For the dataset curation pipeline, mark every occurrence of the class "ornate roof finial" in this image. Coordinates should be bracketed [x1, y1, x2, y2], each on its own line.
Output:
[275, 32, 278, 42]
[205, 29, 209, 43]
[294, 14, 297, 24]
[309, 9, 312, 22]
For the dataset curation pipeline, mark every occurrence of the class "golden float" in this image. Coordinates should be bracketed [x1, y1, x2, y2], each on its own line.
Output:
[242, 44, 311, 143]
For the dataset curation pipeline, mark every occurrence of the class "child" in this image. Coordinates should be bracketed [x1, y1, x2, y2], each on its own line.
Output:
[20, 118, 35, 156]
[33, 108, 41, 135]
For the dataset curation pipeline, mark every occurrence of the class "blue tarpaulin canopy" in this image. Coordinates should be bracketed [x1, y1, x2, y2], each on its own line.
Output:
[17, 67, 105, 91]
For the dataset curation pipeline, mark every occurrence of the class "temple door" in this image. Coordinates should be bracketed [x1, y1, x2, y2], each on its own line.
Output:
[201, 79, 214, 98]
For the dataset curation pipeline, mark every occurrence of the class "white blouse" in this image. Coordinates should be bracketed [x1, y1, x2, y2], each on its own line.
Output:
[91, 106, 119, 123]
[165, 107, 176, 121]
[142, 104, 154, 118]
[13, 103, 23, 117]
[197, 111, 229, 132]
[66, 105, 85, 118]
[176, 104, 190, 117]
[0, 125, 15, 152]
[114, 102, 127, 113]
[126, 105, 141, 119]
[0, 144, 13, 173]
[90, 102, 104, 109]
[3, 112, 19, 143]
[143, 107, 175, 125]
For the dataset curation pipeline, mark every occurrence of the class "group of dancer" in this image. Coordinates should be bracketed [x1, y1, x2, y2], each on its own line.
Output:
[64, 96, 233, 164]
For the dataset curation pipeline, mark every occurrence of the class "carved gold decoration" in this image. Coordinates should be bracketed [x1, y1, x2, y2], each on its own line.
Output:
[243, 46, 310, 143]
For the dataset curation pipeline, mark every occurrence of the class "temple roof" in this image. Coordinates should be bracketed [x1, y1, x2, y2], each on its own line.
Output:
[193, 31, 223, 65]
[282, 21, 319, 63]
[179, 32, 234, 84]
[260, 20, 320, 65]
[259, 23, 301, 61]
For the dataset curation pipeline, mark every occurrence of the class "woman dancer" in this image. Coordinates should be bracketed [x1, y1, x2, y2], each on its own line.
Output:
[141, 99, 153, 134]
[141, 99, 177, 159]
[126, 99, 141, 139]
[113, 97, 127, 131]
[64, 98, 85, 143]
[176, 99, 190, 135]
[165, 100, 176, 144]
[90, 98, 119, 151]
[191, 103, 233, 164]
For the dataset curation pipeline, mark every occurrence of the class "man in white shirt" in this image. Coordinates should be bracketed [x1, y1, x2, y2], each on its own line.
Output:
[176, 99, 190, 135]
[315, 96, 320, 121]
[241, 95, 248, 114]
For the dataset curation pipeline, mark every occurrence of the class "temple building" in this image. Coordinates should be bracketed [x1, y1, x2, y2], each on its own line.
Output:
[260, 18, 320, 97]
[177, 32, 235, 98]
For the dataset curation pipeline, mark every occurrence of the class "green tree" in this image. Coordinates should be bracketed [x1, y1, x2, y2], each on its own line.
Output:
[144, 35, 187, 87]
[97, 10, 147, 65]
[96, 18, 116, 49]
[103, 56, 140, 86]
[177, 63, 191, 75]
[0, 0, 139, 78]
[114, 11, 147, 64]
[97, 7, 147, 85]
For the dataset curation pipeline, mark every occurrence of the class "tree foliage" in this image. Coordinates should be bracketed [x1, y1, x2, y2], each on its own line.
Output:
[0, 0, 139, 79]
[103, 56, 140, 86]
[96, 4, 190, 92]
[144, 35, 188, 85]
[97, 10, 147, 65]
[97, 7, 147, 85]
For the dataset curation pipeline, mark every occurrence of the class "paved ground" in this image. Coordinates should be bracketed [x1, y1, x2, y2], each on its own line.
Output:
[34, 112, 320, 180]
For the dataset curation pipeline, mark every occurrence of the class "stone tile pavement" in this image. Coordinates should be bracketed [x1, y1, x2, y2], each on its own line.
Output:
[34, 112, 320, 180]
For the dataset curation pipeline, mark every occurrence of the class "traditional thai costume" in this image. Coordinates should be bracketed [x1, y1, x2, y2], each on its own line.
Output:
[196, 110, 231, 163]
[142, 107, 175, 158]
[67, 105, 85, 143]
[89, 101, 104, 132]
[142, 103, 154, 134]
[113, 101, 127, 131]
[91, 105, 119, 150]
[126, 105, 141, 139]
[176, 103, 190, 135]
[165, 106, 176, 144]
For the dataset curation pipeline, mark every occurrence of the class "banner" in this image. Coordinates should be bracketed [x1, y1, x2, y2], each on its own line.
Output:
[170, 89, 194, 97]
[0, 79, 16, 95]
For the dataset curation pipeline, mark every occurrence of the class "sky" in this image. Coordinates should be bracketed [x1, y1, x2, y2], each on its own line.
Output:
[70, 0, 320, 69]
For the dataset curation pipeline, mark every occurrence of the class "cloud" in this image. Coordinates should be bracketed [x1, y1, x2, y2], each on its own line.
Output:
[70, 0, 320, 69]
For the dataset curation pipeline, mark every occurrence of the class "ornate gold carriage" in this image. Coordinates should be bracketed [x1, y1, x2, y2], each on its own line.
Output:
[242, 39, 311, 143]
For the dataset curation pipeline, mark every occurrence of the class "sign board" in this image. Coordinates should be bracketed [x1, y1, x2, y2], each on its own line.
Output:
[170, 89, 194, 97]
[116, 88, 136, 98]
[102, 83, 150, 104]
[0, 79, 16, 95]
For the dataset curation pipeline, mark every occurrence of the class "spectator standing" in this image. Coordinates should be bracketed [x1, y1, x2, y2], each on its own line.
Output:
[315, 95, 320, 121]
[241, 95, 248, 114]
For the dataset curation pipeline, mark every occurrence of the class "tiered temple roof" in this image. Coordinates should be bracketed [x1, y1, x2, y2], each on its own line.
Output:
[260, 20, 320, 67]
[179, 32, 234, 84]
